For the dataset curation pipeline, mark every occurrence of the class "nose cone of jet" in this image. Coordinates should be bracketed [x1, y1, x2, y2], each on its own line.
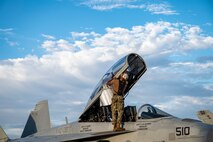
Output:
[207, 127, 213, 142]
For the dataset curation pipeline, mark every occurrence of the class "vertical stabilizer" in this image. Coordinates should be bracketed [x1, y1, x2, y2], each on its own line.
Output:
[21, 100, 51, 138]
[197, 110, 213, 125]
[0, 127, 8, 142]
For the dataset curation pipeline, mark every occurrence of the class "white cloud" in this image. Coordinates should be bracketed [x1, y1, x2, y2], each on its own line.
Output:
[156, 96, 213, 109]
[0, 28, 19, 46]
[0, 28, 13, 32]
[41, 39, 74, 52]
[0, 28, 14, 35]
[204, 84, 213, 91]
[180, 25, 213, 49]
[1, 21, 213, 138]
[155, 96, 213, 118]
[87, 22, 212, 55]
[71, 32, 90, 38]
[146, 3, 178, 15]
[80, 0, 178, 15]
[71, 31, 100, 39]
[170, 62, 213, 70]
[204, 22, 212, 26]
[81, 0, 133, 11]
[3, 38, 19, 46]
[41, 34, 56, 40]
[41, 40, 56, 51]
[5, 128, 23, 138]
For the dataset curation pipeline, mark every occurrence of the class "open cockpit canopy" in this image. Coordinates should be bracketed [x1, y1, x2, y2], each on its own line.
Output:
[79, 53, 147, 122]
[138, 104, 173, 119]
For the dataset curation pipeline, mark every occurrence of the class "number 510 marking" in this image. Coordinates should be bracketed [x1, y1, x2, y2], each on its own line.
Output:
[176, 127, 190, 136]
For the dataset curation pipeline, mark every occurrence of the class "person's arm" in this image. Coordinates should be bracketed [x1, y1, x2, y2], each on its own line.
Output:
[107, 79, 113, 86]
[122, 81, 128, 94]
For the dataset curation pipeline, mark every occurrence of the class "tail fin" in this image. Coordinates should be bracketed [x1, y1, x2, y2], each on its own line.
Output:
[0, 126, 8, 142]
[197, 110, 213, 125]
[21, 100, 51, 138]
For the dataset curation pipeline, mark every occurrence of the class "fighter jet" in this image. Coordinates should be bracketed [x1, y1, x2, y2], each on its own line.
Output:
[0, 53, 212, 142]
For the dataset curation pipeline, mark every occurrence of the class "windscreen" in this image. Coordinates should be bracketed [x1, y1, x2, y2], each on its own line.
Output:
[138, 104, 172, 119]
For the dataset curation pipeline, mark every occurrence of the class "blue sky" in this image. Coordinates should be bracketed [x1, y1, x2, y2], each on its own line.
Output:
[0, 0, 212, 59]
[0, 0, 213, 138]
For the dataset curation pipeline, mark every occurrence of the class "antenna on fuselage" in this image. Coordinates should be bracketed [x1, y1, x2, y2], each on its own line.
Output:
[65, 116, 69, 124]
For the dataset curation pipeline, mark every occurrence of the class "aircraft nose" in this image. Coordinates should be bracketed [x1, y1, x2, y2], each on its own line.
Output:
[207, 128, 213, 142]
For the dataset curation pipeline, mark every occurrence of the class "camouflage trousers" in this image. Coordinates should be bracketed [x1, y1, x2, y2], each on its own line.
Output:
[111, 94, 124, 125]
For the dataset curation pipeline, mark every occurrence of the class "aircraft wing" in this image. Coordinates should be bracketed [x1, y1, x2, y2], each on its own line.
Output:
[12, 131, 133, 142]
[63, 130, 134, 142]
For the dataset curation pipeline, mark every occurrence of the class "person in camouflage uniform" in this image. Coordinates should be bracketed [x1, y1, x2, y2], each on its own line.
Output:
[107, 72, 128, 131]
